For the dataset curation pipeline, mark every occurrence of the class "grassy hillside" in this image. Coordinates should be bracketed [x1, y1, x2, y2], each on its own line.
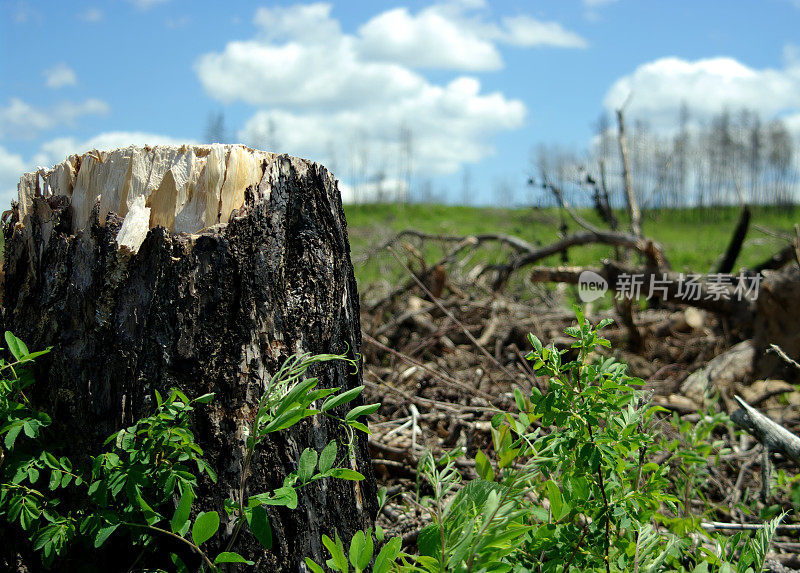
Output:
[344, 203, 798, 287]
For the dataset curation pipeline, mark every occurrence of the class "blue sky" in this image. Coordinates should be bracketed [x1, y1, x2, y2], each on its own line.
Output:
[2, 0, 799, 207]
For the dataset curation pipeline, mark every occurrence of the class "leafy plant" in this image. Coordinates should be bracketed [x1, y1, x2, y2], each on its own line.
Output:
[314, 309, 789, 573]
[0, 336, 378, 571]
[305, 527, 403, 573]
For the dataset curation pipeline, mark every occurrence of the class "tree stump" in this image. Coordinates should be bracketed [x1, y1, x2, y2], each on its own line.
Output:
[2, 145, 377, 571]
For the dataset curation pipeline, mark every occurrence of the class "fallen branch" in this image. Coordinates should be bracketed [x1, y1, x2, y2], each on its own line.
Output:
[527, 263, 753, 317]
[752, 243, 796, 273]
[701, 521, 800, 532]
[715, 205, 751, 274]
[488, 231, 670, 290]
[730, 395, 800, 468]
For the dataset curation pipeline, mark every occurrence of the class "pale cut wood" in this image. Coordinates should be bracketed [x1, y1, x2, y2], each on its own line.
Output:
[731, 395, 800, 467]
[16, 144, 274, 253]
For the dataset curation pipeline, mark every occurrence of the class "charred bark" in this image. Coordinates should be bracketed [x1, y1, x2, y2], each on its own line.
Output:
[2, 148, 377, 571]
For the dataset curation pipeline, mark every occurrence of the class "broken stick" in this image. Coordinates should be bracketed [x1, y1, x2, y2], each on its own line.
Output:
[730, 395, 800, 468]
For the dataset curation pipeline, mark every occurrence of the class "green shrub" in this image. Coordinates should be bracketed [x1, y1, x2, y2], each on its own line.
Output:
[1, 315, 789, 573]
[310, 310, 787, 573]
[0, 335, 377, 570]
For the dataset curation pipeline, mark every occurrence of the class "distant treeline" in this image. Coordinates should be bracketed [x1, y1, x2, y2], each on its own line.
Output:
[533, 105, 797, 210]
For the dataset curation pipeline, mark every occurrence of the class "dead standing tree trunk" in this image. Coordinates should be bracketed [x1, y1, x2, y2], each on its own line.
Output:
[615, 108, 645, 350]
[2, 145, 377, 571]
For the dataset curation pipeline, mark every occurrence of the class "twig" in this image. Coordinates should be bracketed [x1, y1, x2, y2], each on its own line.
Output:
[768, 344, 800, 371]
[388, 247, 521, 383]
[363, 376, 497, 415]
[410, 404, 421, 452]
[563, 521, 589, 573]
[701, 521, 800, 531]
[362, 332, 498, 402]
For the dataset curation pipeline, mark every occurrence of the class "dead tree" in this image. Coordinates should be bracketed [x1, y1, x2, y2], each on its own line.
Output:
[2, 145, 377, 572]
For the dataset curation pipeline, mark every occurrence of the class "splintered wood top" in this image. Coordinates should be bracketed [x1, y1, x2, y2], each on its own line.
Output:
[15, 145, 320, 252]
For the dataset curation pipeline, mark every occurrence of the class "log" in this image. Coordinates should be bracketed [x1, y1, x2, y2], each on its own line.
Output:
[731, 395, 800, 467]
[528, 263, 752, 317]
[2, 145, 377, 571]
[488, 231, 670, 290]
[680, 340, 756, 403]
[753, 265, 800, 378]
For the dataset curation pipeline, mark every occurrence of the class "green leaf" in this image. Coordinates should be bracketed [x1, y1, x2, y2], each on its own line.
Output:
[527, 333, 542, 353]
[321, 386, 363, 412]
[349, 530, 366, 571]
[247, 505, 272, 550]
[23, 419, 39, 438]
[345, 402, 381, 421]
[347, 529, 374, 572]
[417, 524, 441, 558]
[304, 558, 326, 573]
[597, 318, 614, 329]
[214, 552, 254, 565]
[322, 532, 349, 572]
[274, 378, 319, 417]
[4, 423, 23, 449]
[5, 332, 29, 362]
[170, 486, 195, 535]
[346, 420, 371, 434]
[513, 387, 525, 412]
[298, 448, 319, 483]
[318, 441, 337, 474]
[60, 472, 73, 488]
[374, 536, 402, 573]
[330, 468, 364, 481]
[546, 480, 567, 521]
[249, 486, 298, 509]
[20, 498, 40, 530]
[42, 451, 60, 469]
[94, 524, 119, 548]
[193, 393, 215, 404]
[475, 449, 495, 482]
[48, 469, 62, 491]
[260, 407, 317, 434]
[191, 511, 220, 546]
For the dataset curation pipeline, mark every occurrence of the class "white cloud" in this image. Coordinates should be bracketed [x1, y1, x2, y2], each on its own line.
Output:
[196, 39, 425, 108]
[196, 3, 555, 179]
[603, 56, 800, 134]
[80, 8, 103, 22]
[44, 63, 78, 89]
[356, 3, 586, 70]
[500, 15, 588, 49]
[0, 99, 52, 138]
[357, 6, 503, 71]
[239, 77, 525, 176]
[126, 0, 170, 9]
[12, 1, 41, 24]
[0, 146, 27, 208]
[582, 0, 618, 21]
[253, 3, 342, 44]
[0, 98, 109, 139]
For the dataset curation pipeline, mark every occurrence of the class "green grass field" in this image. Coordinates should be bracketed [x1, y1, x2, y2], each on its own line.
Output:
[344, 203, 799, 287]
